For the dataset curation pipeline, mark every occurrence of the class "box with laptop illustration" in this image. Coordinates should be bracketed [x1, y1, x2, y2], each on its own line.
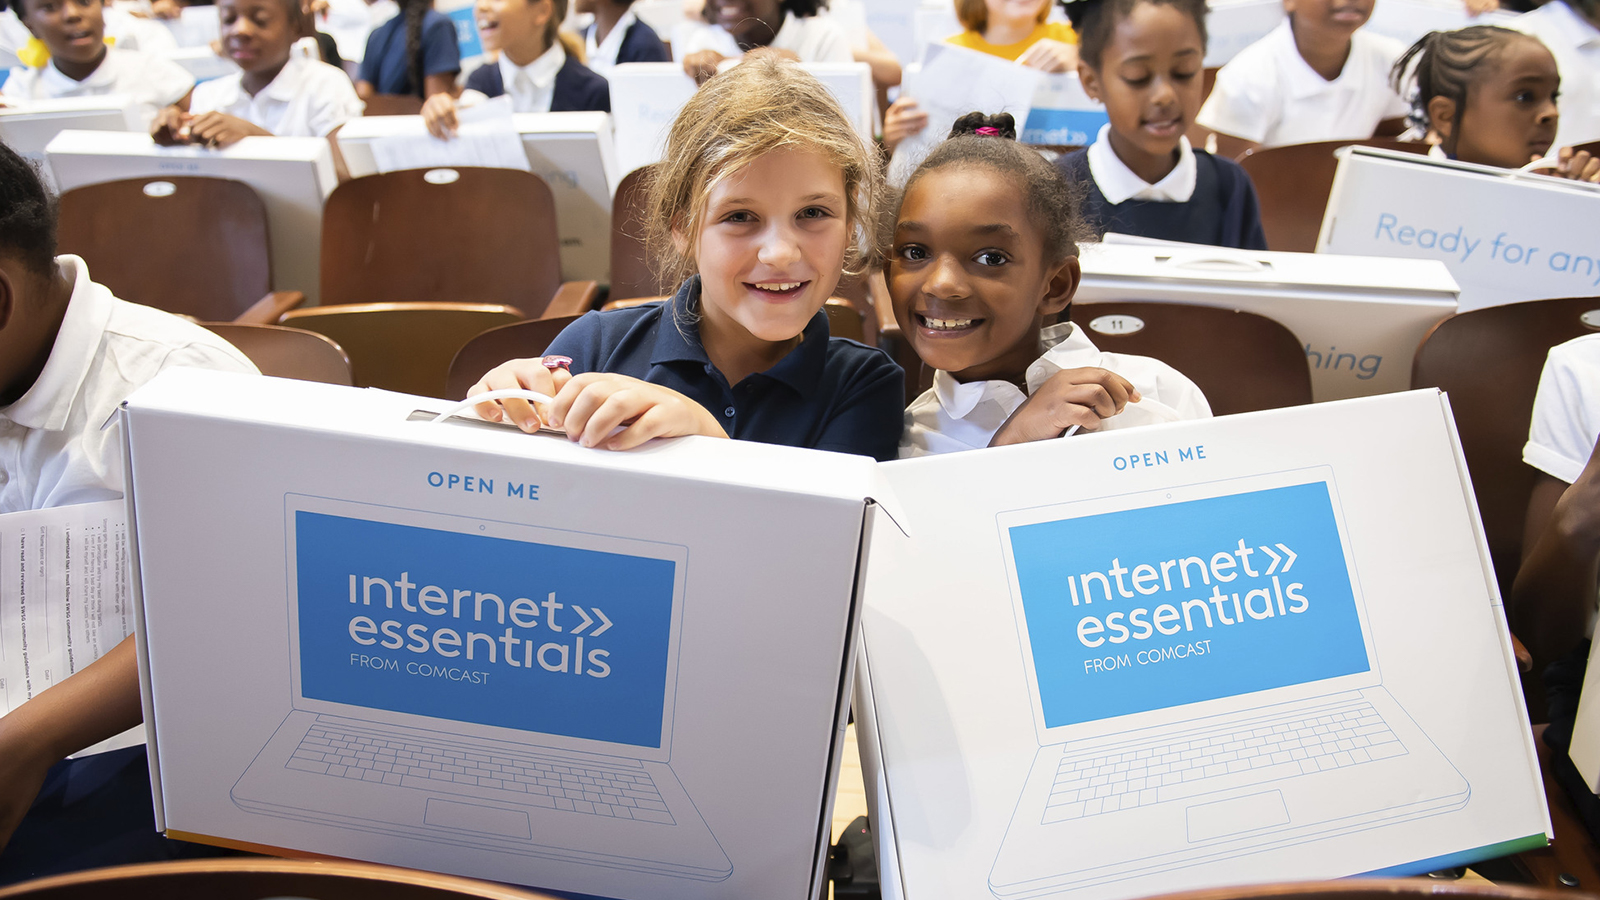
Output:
[853, 390, 1548, 900]
[122, 368, 882, 900]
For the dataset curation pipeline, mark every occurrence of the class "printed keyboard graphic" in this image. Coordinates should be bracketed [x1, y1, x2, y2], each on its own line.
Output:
[285, 723, 675, 824]
[1044, 701, 1404, 823]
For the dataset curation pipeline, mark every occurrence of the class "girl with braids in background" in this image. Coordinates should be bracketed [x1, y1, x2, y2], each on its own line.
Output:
[1391, 26, 1598, 180]
[1514, 0, 1600, 152]
[890, 112, 1210, 458]
[355, 0, 459, 100]
[423, 0, 606, 138]
[1054, 0, 1268, 249]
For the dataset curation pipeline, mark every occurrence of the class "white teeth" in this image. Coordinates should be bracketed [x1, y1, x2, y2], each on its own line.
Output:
[757, 282, 802, 291]
[923, 316, 975, 330]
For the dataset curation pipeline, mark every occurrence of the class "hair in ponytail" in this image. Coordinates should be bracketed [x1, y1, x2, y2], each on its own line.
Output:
[400, 0, 428, 97]
[1062, 0, 1208, 68]
[881, 111, 1092, 264]
[1390, 26, 1535, 136]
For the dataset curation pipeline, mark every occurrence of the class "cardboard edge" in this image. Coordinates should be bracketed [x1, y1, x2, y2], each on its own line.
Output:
[120, 401, 166, 832]
[1314, 145, 1355, 252]
[808, 500, 877, 900]
[853, 631, 906, 900]
[1356, 833, 1551, 877]
[1436, 390, 1554, 841]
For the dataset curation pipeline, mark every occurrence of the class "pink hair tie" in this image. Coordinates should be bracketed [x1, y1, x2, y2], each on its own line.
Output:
[975, 126, 1000, 136]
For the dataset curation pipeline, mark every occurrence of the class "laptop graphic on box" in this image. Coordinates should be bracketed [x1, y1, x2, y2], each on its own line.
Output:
[987, 467, 1468, 898]
[231, 494, 732, 882]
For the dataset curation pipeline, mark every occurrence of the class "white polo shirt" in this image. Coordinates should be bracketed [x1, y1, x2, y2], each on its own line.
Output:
[1197, 20, 1408, 147]
[0, 256, 257, 513]
[1525, 334, 1600, 485]
[189, 47, 361, 137]
[900, 321, 1212, 457]
[2, 47, 194, 127]
[1515, 1, 1600, 149]
[1085, 124, 1198, 202]
[671, 11, 854, 63]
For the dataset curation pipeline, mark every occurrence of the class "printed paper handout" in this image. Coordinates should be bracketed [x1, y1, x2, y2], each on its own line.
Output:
[369, 96, 531, 173]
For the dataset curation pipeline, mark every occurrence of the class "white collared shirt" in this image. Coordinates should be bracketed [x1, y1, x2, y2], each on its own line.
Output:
[2, 47, 193, 128]
[1196, 20, 1408, 147]
[899, 321, 1212, 458]
[188, 47, 361, 137]
[0, 256, 256, 513]
[1085, 123, 1198, 203]
[671, 11, 853, 63]
[584, 7, 637, 77]
[496, 41, 564, 113]
[1514, 1, 1600, 149]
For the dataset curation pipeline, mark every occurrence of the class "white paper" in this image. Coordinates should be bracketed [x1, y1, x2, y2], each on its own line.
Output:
[0, 499, 142, 755]
[890, 42, 1042, 182]
[369, 96, 532, 173]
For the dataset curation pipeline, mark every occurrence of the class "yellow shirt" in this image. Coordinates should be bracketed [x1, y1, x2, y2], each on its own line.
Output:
[944, 21, 1078, 61]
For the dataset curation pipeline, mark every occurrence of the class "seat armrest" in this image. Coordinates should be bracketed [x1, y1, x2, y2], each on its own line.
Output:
[544, 281, 599, 319]
[237, 290, 306, 325]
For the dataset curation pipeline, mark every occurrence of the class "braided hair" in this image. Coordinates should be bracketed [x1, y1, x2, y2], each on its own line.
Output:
[1390, 26, 1540, 136]
[399, 0, 429, 97]
[882, 112, 1092, 265]
[1060, 0, 1208, 68]
[0, 141, 58, 283]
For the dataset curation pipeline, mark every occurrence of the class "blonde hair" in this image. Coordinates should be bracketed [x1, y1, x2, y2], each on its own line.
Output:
[644, 54, 883, 291]
[955, 0, 1050, 34]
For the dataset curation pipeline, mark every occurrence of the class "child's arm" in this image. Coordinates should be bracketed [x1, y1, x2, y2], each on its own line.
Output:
[470, 362, 729, 448]
[988, 367, 1139, 448]
[1512, 437, 1600, 674]
[882, 96, 928, 152]
[422, 92, 460, 139]
[0, 636, 142, 851]
[185, 112, 274, 147]
[1016, 39, 1077, 73]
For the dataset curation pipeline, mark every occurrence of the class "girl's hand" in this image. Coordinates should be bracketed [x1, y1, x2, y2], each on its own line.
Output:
[988, 368, 1140, 448]
[1462, 0, 1499, 14]
[553, 373, 728, 449]
[151, 0, 183, 18]
[187, 111, 272, 147]
[683, 49, 726, 84]
[150, 105, 193, 144]
[883, 96, 928, 151]
[422, 93, 460, 139]
[1016, 38, 1078, 73]
[469, 358, 573, 431]
[1554, 146, 1600, 183]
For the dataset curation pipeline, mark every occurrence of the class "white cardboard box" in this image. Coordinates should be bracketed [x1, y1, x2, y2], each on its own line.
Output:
[334, 111, 620, 285]
[1318, 146, 1600, 313]
[46, 130, 335, 305]
[123, 368, 878, 900]
[855, 390, 1548, 900]
[1076, 239, 1459, 402]
[0, 98, 139, 185]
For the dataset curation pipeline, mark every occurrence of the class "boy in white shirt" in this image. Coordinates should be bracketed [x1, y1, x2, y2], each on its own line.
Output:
[1197, 0, 1409, 155]
[0, 145, 257, 880]
[1, 0, 193, 127]
[150, 0, 359, 145]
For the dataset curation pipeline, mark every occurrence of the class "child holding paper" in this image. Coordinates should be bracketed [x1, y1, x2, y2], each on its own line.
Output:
[0, 0, 194, 126]
[1053, 0, 1269, 249]
[469, 57, 904, 460]
[675, 0, 852, 83]
[421, 0, 608, 139]
[888, 113, 1210, 457]
[148, 0, 361, 145]
[1196, 0, 1409, 156]
[0, 144, 257, 881]
[1391, 27, 1599, 181]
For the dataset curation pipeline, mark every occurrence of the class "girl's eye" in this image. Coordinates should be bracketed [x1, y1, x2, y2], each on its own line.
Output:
[1173, 69, 1199, 81]
[896, 245, 928, 262]
[975, 250, 1009, 266]
[798, 206, 832, 220]
[1514, 90, 1534, 103]
[722, 211, 755, 224]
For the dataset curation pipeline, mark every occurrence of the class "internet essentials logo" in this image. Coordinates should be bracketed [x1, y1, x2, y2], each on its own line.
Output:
[293, 512, 675, 747]
[1008, 482, 1370, 727]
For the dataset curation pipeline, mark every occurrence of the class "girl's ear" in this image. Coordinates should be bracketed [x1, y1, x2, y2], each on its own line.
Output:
[670, 217, 689, 256]
[1428, 96, 1457, 143]
[1077, 59, 1101, 102]
[1039, 255, 1080, 317]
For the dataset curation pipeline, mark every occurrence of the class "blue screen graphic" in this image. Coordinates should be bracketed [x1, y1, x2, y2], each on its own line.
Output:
[294, 511, 677, 747]
[1008, 482, 1371, 728]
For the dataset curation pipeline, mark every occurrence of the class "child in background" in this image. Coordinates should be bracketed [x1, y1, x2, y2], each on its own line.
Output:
[1392, 26, 1599, 180]
[883, 0, 1076, 150]
[0, 143, 256, 883]
[576, 0, 668, 77]
[355, 0, 459, 99]
[675, 0, 852, 83]
[149, 0, 361, 145]
[1196, 0, 1408, 156]
[1514, 0, 1600, 151]
[1054, 0, 1267, 249]
[1, 0, 194, 126]
[469, 57, 904, 460]
[422, 0, 605, 137]
[890, 113, 1210, 458]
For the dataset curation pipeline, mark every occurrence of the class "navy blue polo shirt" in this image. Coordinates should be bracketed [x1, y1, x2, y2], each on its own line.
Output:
[358, 8, 461, 96]
[545, 277, 905, 461]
